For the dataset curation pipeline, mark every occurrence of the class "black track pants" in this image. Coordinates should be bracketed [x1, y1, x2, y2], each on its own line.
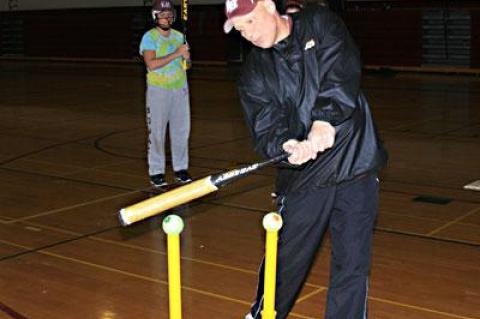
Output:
[249, 174, 379, 319]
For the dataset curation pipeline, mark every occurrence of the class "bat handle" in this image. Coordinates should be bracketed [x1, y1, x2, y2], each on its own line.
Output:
[182, 38, 191, 70]
[210, 153, 289, 188]
[265, 153, 289, 165]
[182, 59, 192, 70]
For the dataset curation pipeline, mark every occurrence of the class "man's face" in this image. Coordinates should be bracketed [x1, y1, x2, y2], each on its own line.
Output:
[231, 2, 277, 48]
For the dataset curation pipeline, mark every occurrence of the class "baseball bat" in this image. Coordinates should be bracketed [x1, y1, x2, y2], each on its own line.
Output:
[118, 153, 288, 226]
[181, 0, 190, 70]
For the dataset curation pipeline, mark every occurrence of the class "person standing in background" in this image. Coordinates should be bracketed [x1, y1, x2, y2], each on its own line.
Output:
[139, 0, 192, 187]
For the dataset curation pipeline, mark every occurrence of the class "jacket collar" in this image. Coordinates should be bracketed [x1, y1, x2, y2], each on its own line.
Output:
[273, 15, 294, 50]
[273, 14, 301, 62]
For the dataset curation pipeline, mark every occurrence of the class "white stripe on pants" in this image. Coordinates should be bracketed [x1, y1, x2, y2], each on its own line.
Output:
[146, 85, 190, 176]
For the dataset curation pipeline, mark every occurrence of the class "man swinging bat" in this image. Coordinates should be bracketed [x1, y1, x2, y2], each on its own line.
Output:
[222, 0, 388, 318]
[123, 0, 388, 318]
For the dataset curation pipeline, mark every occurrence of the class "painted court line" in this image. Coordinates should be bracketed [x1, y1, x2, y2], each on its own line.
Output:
[6, 190, 141, 223]
[295, 287, 327, 304]
[16, 158, 141, 179]
[427, 206, 480, 236]
[0, 239, 312, 319]
[2, 234, 478, 319]
[369, 296, 478, 319]
[8, 220, 324, 291]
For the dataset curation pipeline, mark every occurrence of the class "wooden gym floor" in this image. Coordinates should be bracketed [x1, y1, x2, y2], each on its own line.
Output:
[0, 60, 479, 319]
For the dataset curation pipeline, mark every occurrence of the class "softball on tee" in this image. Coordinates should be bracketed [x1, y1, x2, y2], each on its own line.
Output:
[162, 214, 184, 235]
[263, 212, 283, 231]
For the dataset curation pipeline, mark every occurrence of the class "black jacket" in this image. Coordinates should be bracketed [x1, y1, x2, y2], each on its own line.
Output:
[238, 7, 388, 195]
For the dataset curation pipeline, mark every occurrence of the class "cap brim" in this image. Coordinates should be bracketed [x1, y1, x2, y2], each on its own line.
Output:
[223, 20, 234, 33]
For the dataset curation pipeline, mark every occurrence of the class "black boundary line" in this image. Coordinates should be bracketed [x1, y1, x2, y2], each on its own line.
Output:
[386, 122, 480, 138]
[1, 151, 479, 246]
[376, 114, 480, 136]
[381, 180, 480, 204]
[92, 129, 147, 160]
[1, 155, 479, 248]
[188, 116, 245, 121]
[5, 63, 480, 94]
[0, 152, 274, 193]
[93, 123, 479, 158]
[205, 201, 480, 248]
[93, 130, 251, 161]
[0, 180, 273, 262]
[0, 148, 271, 216]
[0, 63, 238, 80]
[28, 110, 477, 202]
[429, 121, 480, 136]
[0, 168, 478, 267]
[362, 83, 480, 96]
[0, 302, 29, 319]
[0, 166, 135, 192]
[374, 227, 480, 248]
[146, 177, 480, 249]
[2, 163, 477, 250]
[189, 136, 252, 151]
[0, 133, 108, 166]
[378, 126, 480, 139]
[393, 127, 479, 137]
[0, 153, 273, 254]
[0, 225, 120, 262]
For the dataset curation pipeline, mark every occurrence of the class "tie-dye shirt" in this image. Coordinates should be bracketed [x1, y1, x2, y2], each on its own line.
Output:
[139, 28, 187, 89]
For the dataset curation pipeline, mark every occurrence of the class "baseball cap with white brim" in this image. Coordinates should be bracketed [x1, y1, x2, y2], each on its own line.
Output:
[223, 0, 258, 33]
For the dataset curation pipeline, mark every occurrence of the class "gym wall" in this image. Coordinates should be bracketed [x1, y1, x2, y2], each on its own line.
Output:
[1, 0, 480, 69]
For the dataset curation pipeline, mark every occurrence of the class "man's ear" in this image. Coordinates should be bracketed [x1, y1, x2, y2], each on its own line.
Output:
[263, 0, 277, 14]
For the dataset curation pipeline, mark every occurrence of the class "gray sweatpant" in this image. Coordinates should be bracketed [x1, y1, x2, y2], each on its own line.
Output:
[146, 85, 190, 176]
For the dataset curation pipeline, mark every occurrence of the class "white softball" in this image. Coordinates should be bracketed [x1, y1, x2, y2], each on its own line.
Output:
[262, 212, 283, 231]
[162, 214, 184, 235]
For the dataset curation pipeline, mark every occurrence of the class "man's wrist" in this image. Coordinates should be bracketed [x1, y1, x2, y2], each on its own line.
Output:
[312, 120, 331, 128]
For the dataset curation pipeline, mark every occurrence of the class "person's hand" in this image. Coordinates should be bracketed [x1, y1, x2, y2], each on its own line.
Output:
[307, 120, 336, 153]
[176, 44, 190, 59]
[282, 139, 316, 165]
[183, 49, 191, 61]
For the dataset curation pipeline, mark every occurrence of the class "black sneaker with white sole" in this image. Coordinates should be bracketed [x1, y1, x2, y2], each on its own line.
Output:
[174, 170, 192, 183]
[150, 174, 167, 187]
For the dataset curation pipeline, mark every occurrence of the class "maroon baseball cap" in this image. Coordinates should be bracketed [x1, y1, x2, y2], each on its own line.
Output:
[223, 0, 258, 33]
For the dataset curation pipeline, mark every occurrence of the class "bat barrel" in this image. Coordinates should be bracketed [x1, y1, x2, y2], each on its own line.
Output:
[119, 153, 288, 226]
[119, 176, 218, 226]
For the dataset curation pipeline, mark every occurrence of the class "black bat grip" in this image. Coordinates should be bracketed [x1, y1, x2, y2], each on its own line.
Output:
[262, 153, 289, 165]
[210, 153, 289, 187]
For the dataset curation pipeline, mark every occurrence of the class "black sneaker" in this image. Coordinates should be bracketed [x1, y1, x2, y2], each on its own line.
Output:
[150, 174, 167, 187]
[174, 170, 192, 183]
